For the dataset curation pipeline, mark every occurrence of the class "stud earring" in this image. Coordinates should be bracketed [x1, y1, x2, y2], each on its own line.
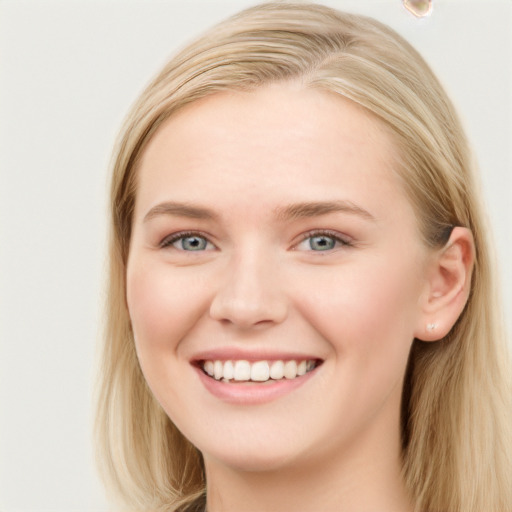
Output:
[426, 323, 437, 332]
[403, 0, 433, 18]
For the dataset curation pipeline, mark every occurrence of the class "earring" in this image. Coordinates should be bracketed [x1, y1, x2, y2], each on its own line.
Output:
[426, 323, 437, 332]
[403, 0, 433, 18]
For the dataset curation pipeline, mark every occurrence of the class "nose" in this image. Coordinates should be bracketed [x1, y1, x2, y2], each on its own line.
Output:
[209, 249, 288, 329]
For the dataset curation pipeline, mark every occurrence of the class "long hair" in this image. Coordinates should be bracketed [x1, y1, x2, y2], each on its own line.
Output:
[95, 3, 512, 511]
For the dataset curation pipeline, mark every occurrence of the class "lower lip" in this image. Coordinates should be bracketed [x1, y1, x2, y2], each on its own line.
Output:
[194, 366, 318, 405]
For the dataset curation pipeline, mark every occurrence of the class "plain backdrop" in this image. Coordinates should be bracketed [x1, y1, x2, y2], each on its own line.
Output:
[0, 1, 510, 510]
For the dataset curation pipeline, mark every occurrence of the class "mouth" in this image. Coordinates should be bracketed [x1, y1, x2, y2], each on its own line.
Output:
[197, 358, 322, 384]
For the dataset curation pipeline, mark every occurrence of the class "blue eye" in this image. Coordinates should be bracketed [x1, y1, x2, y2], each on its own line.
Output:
[161, 232, 214, 251]
[178, 236, 209, 251]
[296, 231, 350, 252]
[308, 235, 336, 251]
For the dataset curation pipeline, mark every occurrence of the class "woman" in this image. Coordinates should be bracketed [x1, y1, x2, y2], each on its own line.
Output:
[95, 3, 512, 511]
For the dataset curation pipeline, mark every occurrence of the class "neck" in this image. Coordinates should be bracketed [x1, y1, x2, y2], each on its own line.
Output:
[203, 416, 414, 512]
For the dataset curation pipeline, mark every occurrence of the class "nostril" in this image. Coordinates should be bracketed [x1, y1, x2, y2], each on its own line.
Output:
[209, 296, 288, 328]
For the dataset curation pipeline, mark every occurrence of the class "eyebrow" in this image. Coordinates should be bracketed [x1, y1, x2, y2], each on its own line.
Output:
[143, 199, 375, 223]
[143, 202, 218, 222]
[274, 200, 376, 222]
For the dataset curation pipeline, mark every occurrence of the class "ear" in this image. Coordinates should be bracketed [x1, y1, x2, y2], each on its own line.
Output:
[415, 227, 475, 341]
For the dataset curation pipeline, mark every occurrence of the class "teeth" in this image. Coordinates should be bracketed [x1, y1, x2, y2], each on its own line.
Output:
[213, 360, 223, 380]
[204, 360, 214, 377]
[234, 360, 251, 381]
[251, 361, 270, 382]
[202, 359, 317, 382]
[284, 360, 298, 379]
[270, 360, 284, 380]
[223, 360, 234, 380]
[297, 360, 307, 376]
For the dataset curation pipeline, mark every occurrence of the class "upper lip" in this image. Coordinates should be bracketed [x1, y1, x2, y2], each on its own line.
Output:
[190, 348, 322, 363]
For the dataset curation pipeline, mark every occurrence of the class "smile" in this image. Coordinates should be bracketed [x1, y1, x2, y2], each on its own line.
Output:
[201, 359, 319, 383]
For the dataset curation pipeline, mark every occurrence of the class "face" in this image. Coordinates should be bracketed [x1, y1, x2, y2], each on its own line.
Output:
[126, 83, 430, 473]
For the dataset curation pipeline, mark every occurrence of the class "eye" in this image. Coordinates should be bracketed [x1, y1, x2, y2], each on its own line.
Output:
[160, 232, 215, 251]
[295, 231, 351, 252]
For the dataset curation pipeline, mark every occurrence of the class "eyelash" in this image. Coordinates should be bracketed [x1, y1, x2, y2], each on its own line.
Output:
[159, 229, 352, 252]
[159, 231, 215, 250]
[296, 230, 353, 251]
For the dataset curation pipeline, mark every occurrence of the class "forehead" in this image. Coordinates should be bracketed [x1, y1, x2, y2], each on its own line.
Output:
[134, 83, 410, 225]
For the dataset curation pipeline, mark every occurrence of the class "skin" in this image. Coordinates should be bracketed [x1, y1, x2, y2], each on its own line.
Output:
[126, 82, 472, 512]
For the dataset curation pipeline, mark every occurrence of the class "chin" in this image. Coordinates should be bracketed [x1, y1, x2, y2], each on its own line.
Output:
[201, 438, 303, 473]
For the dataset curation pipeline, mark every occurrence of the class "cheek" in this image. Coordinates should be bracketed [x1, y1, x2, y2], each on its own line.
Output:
[126, 259, 211, 356]
[293, 255, 422, 362]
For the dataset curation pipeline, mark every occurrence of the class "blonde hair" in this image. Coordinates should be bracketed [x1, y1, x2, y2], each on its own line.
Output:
[95, 3, 512, 511]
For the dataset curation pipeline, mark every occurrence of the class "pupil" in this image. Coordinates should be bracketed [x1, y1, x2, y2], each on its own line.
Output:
[311, 236, 334, 251]
[184, 237, 204, 250]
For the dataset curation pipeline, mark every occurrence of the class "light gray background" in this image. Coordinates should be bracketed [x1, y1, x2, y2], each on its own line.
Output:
[0, 1, 510, 510]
